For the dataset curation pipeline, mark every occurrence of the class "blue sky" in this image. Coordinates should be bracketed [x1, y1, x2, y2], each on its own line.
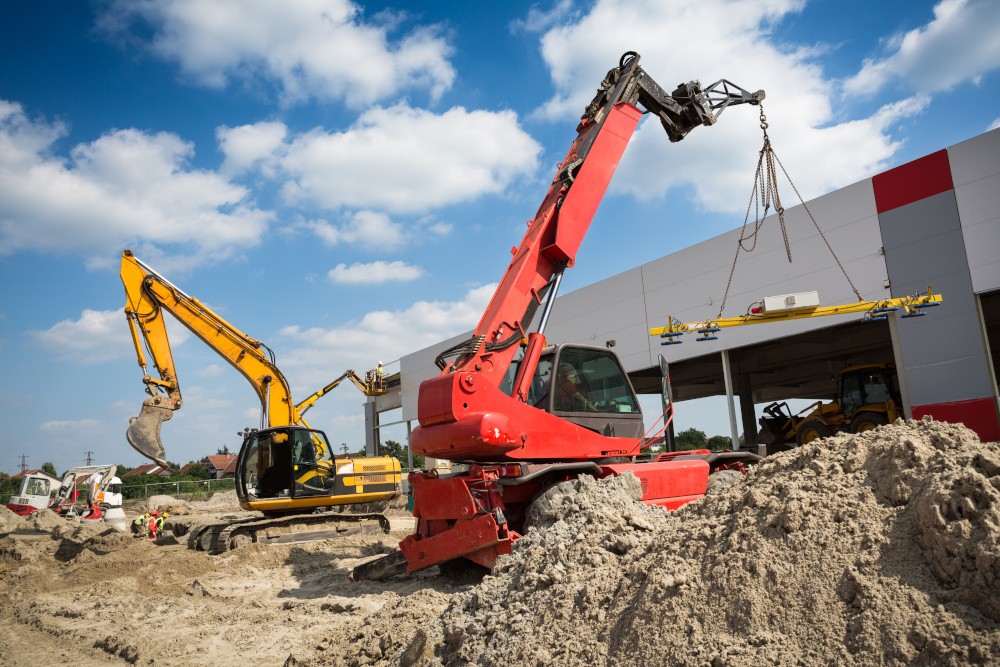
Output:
[2, 0, 999, 473]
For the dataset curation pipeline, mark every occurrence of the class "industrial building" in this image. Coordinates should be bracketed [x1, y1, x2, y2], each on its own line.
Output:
[367, 128, 1000, 452]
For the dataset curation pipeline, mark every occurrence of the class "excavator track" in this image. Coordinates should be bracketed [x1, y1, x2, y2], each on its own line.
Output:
[185, 511, 391, 554]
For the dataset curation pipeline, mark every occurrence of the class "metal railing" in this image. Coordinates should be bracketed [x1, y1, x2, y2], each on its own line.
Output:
[121, 478, 235, 502]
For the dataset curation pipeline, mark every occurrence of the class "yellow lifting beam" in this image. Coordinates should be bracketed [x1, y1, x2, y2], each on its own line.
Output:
[650, 288, 942, 344]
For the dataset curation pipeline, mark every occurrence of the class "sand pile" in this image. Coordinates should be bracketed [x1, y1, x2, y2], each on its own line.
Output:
[198, 489, 240, 508]
[0, 506, 141, 571]
[407, 417, 1000, 666]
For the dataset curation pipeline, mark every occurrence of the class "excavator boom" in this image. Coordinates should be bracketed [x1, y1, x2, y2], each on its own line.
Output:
[121, 250, 297, 464]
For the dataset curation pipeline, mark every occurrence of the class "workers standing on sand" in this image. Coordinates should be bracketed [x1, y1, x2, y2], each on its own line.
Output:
[157, 513, 167, 536]
[147, 511, 160, 540]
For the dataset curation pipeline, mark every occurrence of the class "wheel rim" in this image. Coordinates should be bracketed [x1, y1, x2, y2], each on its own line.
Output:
[856, 422, 876, 433]
[801, 429, 820, 443]
[198, 530, 215, 552]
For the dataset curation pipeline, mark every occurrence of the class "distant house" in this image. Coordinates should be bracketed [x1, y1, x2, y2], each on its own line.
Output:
[220, 457, 238, 479]
[200, 455, 236, 480]
[122, 464, 173, 478]
[178, 462, 200, 475]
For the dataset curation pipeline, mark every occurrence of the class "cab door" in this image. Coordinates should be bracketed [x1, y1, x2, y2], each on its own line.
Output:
[291, 429, 340, 497]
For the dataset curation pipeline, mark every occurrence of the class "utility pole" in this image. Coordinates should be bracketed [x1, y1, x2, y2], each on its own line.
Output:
[84, 451, 94, 466]
[19, 454, 29, 475]
[341, 443, 349, 457]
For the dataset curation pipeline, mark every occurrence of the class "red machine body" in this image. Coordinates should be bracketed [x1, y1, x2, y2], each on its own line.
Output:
[352, 53, 765, 581]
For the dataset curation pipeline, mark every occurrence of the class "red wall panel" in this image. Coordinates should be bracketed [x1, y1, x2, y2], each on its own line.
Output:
[872, 149, 954, 214]
[911, 397, 1000, 443]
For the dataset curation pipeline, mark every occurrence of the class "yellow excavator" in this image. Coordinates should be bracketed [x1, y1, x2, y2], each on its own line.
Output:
[120, 249, 401, 552]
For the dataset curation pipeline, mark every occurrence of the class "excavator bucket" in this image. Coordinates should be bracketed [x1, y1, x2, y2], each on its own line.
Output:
[126, 401, 174, 466]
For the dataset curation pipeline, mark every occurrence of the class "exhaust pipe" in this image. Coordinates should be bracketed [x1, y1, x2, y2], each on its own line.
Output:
[126, 397, 176, 466]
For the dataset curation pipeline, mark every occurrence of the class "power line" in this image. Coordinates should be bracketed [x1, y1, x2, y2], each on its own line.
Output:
[84, 451, 94, 466]
[19, 454, 29, 475]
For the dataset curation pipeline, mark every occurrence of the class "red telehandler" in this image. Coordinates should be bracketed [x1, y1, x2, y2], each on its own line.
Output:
[353, 52, 765, 580]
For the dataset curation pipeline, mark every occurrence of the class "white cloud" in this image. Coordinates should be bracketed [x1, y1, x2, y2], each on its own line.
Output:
[276, 284, 496, 387]
[98, 0, 455, 107]
[988, 118, 1000, 131]
[223, 105, 542, 214]
[194, 363, 225, 378]
[328, 260, 424, 284]
[844, 0, 1000, 96]
[528, 0, 932, 213]
[299, 211, 407, 249]
[40, 419, 101, 431]
[0, 100, 273, 267]
[30, 308, 190, 365]
[217, 121, 287, 176]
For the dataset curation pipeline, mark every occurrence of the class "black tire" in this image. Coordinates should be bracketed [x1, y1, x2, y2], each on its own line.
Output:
[795, 419, 832, 446]
[522, 479, 580, 533]
[705, 469, 743, 494]
[850, 411, 888, 434]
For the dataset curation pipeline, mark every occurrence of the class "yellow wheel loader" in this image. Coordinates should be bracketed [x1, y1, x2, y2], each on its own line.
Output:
[757, 363, 902, 451]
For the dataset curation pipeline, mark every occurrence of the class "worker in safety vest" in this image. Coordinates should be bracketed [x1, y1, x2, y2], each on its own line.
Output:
[157, 513, 167, 536]
[131, 515, 145, 536]
[147, 511, 160, 539]
[376, 362, 384, 388]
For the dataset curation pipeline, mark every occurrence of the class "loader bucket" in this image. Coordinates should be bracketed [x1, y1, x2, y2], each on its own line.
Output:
[756, 418, 785, 446]
[126, 402, 173, 466]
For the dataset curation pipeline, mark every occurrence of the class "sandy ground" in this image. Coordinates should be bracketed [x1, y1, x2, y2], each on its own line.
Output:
[0, 497, 462, 666]
[3, 417, 999, 666]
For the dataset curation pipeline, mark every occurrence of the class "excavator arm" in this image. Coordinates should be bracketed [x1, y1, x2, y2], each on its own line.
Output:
[121, 250, 297, 465]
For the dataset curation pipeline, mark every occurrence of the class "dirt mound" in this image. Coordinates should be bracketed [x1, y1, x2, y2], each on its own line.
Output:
[147, 494, 191, 511]
[0, 506, 27, 533]
[412, 417, 1000, 666]
[196, 489, 240, 508]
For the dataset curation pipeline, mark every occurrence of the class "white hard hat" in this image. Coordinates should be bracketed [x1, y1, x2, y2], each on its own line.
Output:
[379, 361, 383, 365]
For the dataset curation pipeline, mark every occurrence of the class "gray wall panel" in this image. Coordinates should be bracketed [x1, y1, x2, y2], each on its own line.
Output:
[878, 190, 962, 251]
[954, 171, 1000, 227]
[878, 186, 991, 407]
[954, 172, 1000, 294]
[902, 354, 994, 406]
[947, 127, 1000, 187]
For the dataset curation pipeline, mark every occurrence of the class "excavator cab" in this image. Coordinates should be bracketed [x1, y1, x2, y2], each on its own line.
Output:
[237, 426, 336, 501]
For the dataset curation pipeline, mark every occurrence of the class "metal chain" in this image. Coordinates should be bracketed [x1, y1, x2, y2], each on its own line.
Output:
[717, 106, 862, 319]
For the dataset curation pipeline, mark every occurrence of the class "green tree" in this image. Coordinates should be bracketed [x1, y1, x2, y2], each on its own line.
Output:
[116, 464, 132, 479]
[216, 445, 231, 456]
[182, 462, 210, 480]
[707, 435, 732, 451]
[675, 427, 708, 451]
[380, 439, 425, 470]
[41, 461, 58, 478]
[0, 472, 18, 500]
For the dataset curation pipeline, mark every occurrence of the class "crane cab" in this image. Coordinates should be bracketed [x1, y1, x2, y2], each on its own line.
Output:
[502, 343, 645, 440]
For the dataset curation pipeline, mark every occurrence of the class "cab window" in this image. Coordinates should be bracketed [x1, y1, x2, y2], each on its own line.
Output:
[554, 347, 639, 414]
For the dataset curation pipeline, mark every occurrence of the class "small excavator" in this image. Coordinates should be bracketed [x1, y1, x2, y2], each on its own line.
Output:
[120, 250, 401, 552]
[353, 52, 765, 580]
